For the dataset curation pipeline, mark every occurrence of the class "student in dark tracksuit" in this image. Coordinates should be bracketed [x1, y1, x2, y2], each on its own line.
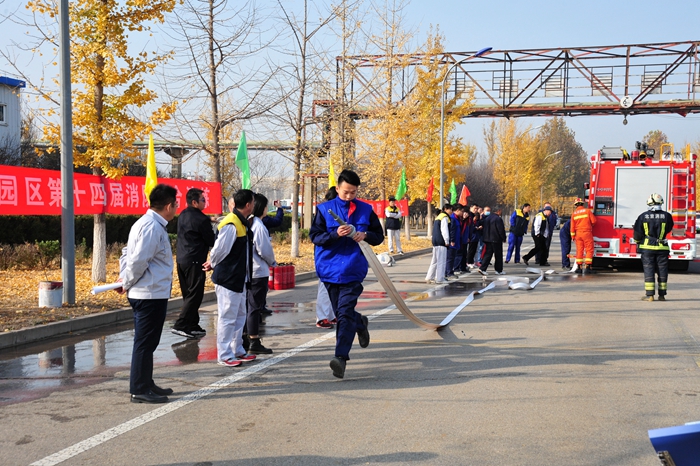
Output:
[310, 170, 384, 379]
[633, 193, 674, 302]
[559, 219, 572, 270]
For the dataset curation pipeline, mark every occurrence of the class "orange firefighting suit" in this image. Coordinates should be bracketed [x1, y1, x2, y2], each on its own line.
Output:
[570, 206, 597, 266]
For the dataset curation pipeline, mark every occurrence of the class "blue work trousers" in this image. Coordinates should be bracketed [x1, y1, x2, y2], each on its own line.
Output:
[128, 298, 168, 395]
[325, 281, 366, 360]
[560, 232, 572, 268]
[506, 233, 523, 263]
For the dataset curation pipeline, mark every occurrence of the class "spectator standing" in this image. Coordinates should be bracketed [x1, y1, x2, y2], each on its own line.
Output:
[479, 207, 507, 275]
[309, 170, 384, 379]
[425, 204, 453, 284]
[315, 187, 338, 330]
[204, 189, 257, 367]
[118, 184, 178, 404]
[247, 193, 277, 354]
[465, 204, 480, 267]
[506, 203, 530, 264]
[457, 208, 471, 273]
[262, 201, 284, 232]
[172, 188, 216, 339]
[385, 196, 403, 254]
[522, 206, 553, 267]
[446, 204, 464, 277]
[559, 219, 572, 270]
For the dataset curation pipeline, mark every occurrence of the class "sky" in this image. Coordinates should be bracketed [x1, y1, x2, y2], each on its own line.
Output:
[1, 0, 699, 176]
[406, 0, 700, 155]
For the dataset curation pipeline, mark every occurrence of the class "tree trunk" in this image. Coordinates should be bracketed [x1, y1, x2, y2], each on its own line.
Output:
[207, 0, 221, 184]
[92, 39, 107, 283]
[427, 202, 433, 237]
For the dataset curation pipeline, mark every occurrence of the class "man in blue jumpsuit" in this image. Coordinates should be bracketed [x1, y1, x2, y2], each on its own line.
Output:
[310, 169, 384, 379]
[559, 219, 571, 270]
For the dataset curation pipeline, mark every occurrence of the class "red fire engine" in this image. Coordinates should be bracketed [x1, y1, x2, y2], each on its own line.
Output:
[587, 142, 696, 271]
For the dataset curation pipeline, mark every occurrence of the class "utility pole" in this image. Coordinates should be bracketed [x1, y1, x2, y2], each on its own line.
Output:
[59, 0, 75, 304]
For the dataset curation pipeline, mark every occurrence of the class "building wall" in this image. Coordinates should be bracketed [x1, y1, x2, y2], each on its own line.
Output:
[0, 81, 22, 155]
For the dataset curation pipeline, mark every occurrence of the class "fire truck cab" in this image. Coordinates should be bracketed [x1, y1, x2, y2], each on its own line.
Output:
[588, 143, 696, 271]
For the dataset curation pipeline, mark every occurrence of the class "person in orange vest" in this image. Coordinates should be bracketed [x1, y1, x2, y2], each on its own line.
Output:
[570, 198, 597, 274]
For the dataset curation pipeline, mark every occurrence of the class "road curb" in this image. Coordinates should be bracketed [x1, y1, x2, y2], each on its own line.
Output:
[0, 247, 430, 351]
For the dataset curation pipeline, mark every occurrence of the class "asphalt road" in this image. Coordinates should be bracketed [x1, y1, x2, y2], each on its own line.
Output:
[1, 236, 699, 466]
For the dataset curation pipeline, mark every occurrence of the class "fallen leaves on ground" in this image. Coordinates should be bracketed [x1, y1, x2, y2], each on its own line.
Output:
[0, 236, 430, 332]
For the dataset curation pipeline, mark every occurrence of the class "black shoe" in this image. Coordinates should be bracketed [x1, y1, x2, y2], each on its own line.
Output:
[151, 384, 173, 396]
[523, 259, 529, 266]
[330, 357, 346, 379]
[190, 326, 206, 336]
[261, 307, 274, 315]
[658, 295, 666, 301]
[249, 337, 273, 354]
[543, 262, 551, 266]
[357, 316, 370, 348]
[242, 334, 250, 351]
[171, 328, 197, 339]
[131, 391, 168, 404]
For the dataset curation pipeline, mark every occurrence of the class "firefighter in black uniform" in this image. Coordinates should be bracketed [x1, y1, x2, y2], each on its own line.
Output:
[633, 193, 674, 302]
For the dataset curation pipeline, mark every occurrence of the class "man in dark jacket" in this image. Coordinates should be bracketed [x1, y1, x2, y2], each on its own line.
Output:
[262, 201, 284, 232]
[310, 169, 384, 379]
[173, 188, 216, 339]
[559, 219, 572, 270]
[523, 206, 553, 266]
[479, 207, 507, 275]
[506, 203, 530, 264]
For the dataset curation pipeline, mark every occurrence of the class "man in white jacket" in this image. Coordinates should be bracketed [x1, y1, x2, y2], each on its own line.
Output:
[425, 204, 453, 284]
[118, 184, 178, 404]
[247, 193, 277, 354]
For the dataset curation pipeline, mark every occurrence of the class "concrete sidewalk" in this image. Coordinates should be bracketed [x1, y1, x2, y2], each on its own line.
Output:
[2, 237, 700, 465]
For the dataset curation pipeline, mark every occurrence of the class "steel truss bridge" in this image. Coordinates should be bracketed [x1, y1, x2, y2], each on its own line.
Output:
[319, 41, 700, 120]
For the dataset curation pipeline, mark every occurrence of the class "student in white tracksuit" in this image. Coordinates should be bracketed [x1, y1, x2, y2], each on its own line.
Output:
[425, 205, 453, 283]
[204, 190, 255, 367]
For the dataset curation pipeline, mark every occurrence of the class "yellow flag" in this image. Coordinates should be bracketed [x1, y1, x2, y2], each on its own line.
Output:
[329, 157, 337, 188]
[144, 134, 157, 202]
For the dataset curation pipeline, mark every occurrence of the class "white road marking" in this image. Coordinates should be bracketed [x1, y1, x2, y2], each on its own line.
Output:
[31, 275, 544, 465]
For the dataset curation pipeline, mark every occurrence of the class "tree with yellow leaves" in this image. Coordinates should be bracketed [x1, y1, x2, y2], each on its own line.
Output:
[26, 0, 178, 282]
[356, 31, 475, 205]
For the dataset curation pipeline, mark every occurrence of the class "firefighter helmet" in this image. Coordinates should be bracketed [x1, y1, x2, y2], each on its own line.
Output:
[574, 197, 585, 206]
[647, 193, 664, 206]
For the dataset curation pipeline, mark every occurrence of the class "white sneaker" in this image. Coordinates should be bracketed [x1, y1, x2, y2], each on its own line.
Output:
[477, 269, 487, 276]
[496, 271, 506, 275]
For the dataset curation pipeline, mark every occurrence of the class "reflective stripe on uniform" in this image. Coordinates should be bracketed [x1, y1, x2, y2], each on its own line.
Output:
[645, 282, 655, 291]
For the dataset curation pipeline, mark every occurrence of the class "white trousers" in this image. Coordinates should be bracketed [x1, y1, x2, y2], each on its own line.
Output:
[215, 284, 247, 361]
[425, 246, 447, 282]
[387, 229, 402, 253]
[315, 281, 335, 322]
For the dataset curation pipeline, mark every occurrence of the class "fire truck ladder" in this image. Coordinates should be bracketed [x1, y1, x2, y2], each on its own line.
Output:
[670, 164, 690, 237]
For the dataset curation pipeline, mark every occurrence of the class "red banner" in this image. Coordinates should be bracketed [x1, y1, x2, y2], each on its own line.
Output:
[0, 165, 222, 216]
[358, 198, 409, 218]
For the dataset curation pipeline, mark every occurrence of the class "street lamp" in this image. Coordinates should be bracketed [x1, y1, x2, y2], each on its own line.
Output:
[540, 150, 562, 208]
[439, 47, 492, 205]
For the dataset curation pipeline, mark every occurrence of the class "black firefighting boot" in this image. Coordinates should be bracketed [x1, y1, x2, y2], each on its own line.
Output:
[248, 337, 273, 355]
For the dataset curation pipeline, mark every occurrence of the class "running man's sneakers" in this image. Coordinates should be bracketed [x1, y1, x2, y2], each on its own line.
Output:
[190, 326, 206, 336]
[358, 316, 370, 348]
[330, 357, 346, 379]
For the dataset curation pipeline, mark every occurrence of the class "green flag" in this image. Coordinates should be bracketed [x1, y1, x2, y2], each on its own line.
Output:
[235, 131, 251, 189]
[449, 179, 457, 204]
[395, 167, 407, 200]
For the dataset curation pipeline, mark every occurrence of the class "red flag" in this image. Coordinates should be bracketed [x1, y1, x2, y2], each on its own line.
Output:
[458, 185, 470, 205]
[426, 177, 434, 202]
